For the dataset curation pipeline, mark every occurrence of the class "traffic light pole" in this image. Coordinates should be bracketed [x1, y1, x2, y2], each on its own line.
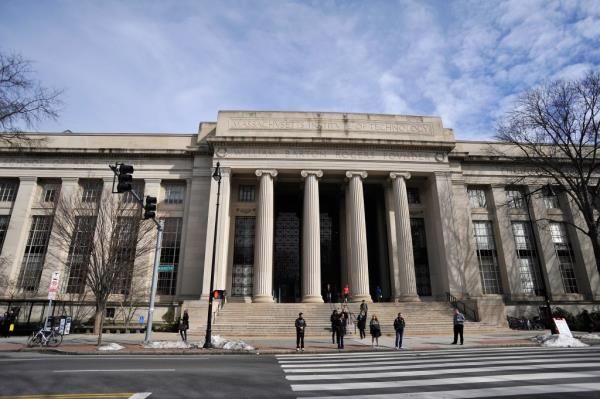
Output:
[145, 219, 164, 343]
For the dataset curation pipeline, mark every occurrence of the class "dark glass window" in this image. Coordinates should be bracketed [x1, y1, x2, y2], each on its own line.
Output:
[0, 180, 18, 202]
[411, 218, 431, 296]
[66, 216, 97, 294]
[473, 221, 502, 294]
[18, 216, 53, 291]
[231, 216, 255, 296]
[239, 185, 256, 202]
[157, 218, 183, 295]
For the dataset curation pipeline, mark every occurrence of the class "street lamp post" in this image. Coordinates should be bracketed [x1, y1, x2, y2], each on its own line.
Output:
[204, 162, 222, 349]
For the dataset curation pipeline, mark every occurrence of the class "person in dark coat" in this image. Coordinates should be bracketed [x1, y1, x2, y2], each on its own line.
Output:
[375, 286, 383, 302]
[394, 312, 406, 349]
[334, 313, 345, 349]
[360, 300, 368, 317]
[330, 309, 338, 344]
[357, 310, 367, 339]
[370, 315, 381, 347]
[179, 309, 189, 342]
[452, 308, 465, 345]
[295, 312, 306, 352]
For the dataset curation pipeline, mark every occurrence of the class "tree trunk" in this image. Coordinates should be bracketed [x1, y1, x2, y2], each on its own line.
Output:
[589, 230, 600, 279]
[93, 306, 105, 346]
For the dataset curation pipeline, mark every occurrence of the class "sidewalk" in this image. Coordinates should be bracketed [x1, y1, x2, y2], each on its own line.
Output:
[2, 330, 589, 355]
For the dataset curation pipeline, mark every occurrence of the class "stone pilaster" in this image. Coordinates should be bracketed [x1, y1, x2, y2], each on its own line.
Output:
[2, 177, 37, 285]
[390, 172, 420, 301]
[214, 168, 231, 290]
[301, 170, 323, 303]
[384, 182, 401, 301]
[345, 171, 371, 302]
[252, 169, 277, 303]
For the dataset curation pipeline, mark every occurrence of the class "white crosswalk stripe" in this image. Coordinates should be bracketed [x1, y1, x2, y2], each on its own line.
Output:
[276, 347, 600, 398]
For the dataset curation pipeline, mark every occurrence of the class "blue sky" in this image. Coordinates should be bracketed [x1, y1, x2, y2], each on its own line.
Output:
[1, 0, 599, 139]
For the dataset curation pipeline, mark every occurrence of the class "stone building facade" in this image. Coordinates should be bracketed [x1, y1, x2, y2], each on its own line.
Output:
[0, 111, 598, 324]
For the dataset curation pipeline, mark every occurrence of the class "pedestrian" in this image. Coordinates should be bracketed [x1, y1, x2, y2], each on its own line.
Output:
[343, 284, 350, 303]
[452, 308, 465, 345]
[360, 299, 368, 316]
[179, 309, 189, 342]
[370, 314, 381, 347]
[295, 312, 306, 352]
[334, 313, 345, 349]
[375, 286, 383, 302]
[330, 309, 338, 344]
[394, 312, 406, 350]
[326, 283, 332, 304]
[357, 310, 367, 339]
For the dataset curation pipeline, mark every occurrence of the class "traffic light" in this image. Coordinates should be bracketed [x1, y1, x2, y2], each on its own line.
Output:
[116, 164, 134, 193]
[143, 196, 157, 219]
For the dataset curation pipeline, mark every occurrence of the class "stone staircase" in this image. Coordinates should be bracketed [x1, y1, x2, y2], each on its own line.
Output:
[187, 300, 508, 338]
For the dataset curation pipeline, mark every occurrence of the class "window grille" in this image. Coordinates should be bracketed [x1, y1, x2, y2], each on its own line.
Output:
[231, 216, 256, 296]
[511, 222, 543, 295]
[0, 180, 18, 202]
[112, 217, 138, 294]
[0, 215, 10, 252]
[157, 218, 183, 295]
[238, 185, 256, 202]
[506, 187, 526, 209]
[411, 218, 431, 296]
[407, 188, 421, 204]
[542, 186, 560, 209]
[40, 182, 61, 204]
[81, 180, 103, 203]
[66, 216, 97, 294]
[467, 187, 487, 208]
[18, 216, 53, 291]
[473, 221, 502, 294]
[164, 183, 185, 205]
[549, 222, 579, 293]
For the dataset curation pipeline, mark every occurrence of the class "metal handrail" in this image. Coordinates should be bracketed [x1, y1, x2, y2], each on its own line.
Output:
[446, 292, 479, 322]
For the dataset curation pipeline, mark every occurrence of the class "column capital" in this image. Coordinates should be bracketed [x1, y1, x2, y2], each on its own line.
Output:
[389, 172, 411, 180]
[300, 170, 323, 179]
[345, 171, 368, 179]
[144, 178, 162, 185]
[255, 169, 278, 178]
[18, 176, 37, 182]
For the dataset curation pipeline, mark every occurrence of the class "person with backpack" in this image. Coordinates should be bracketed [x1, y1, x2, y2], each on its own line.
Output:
[295, 312, 306, 352]
[452, 308, 465, 345]
[394, 312, 406, 349]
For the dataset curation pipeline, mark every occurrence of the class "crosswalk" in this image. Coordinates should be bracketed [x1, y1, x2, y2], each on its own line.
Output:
[276, 347, 600, 398]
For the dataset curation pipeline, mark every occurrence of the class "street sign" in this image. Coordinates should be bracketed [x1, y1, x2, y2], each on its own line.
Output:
[553, 318, 573, 337]
[139, 315, 144, 324]
[48, 271, 60, 293]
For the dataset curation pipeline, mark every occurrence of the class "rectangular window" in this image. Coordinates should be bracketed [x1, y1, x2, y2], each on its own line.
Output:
[121, 181, 144, 204]
[40, 182, 61, 204]
[81, 180, 103, 203]
[410, 218, 431, 296]
[112, 217, 138, 294]
[157, 218, 183, 295]
[549, 222, 579, 293]
[407, 188, 421, 205]
[0, 215, 10, 252]
[231, 216, 255, 296]
[506, 187, 526, 209]
[0, 180, 18, 202]
[164, 183, 185, 205]
[66, 216, 97, 294]
[18, 216, 53, 291]
[543, 186, 560, 209]
[238, 185, 256, 202]
[511, 222, 543, 295]
[467, 187, 487, 208]
[473, 221, 503, 294]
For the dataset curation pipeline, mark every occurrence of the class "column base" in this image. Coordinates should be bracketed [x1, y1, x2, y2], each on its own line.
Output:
[351, 294, 372, 303]
[252, 295, 274, 303]
[394, 295, 421, 302]
[302, 295, 324, 303]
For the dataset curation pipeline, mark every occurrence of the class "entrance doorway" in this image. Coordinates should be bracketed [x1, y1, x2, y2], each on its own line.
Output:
[364, 184, 391, 301]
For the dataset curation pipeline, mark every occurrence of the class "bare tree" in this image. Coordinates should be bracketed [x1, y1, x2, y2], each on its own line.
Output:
[0, 51, 62, 146]
[496, 70, 600, 276]
[47, 189, 155, 345]
[116, 263, 149, 330]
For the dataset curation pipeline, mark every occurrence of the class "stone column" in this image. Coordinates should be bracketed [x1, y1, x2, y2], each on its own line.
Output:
[390, 172, 420, 301]
[2, 177, 37, 284]
[214, 168, 231, 290]
[345, 171, 371, 302]
[252, 169, 277, 303]
[301, 170, 323, 303]
[384, 182, 401, 301]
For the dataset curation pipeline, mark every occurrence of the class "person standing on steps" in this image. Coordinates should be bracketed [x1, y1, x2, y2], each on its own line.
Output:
[334, 312, 345, 349]
[179, 309, 189, 342]
[394, 312, 406, 350]
[375, 286, 383, 302]
[343, 284, 350, 303]
[370, 314, 381, 347]
[330, 309, 338, 344]
[295, 312, 306, 352]
[452, 308, 465, 345]
[360, 300, 368, 317]
[357, 310, 367, 339]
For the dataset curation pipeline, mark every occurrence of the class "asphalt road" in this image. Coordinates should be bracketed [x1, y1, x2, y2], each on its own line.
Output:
[0, 353, 294, 399]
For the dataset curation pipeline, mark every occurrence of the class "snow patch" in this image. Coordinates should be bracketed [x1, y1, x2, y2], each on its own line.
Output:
[576, 333, 600, 340]
[143, 336, 254, 351]
[97, 343, 124, 351]
[532, 333, 589, 347]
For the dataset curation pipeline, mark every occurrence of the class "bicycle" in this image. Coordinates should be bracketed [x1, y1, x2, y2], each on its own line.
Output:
[26, 326, 63, 347]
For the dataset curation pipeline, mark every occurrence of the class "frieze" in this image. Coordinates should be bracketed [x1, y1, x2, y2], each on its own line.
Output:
[215, 146, 447, 163]
[228, 118, 434, 135]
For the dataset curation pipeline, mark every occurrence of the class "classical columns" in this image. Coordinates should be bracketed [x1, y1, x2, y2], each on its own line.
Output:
[301, 170, 324, 303]
[390, 172, 420, 301]
[252, 169, 278, 303]
[345, 171, 371, 302]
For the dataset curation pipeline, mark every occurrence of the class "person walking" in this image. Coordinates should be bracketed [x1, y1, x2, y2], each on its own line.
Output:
[179, 309, 189, 342]
[295, 312, 306, 352]
[334, 313, 345, 349]
[330, 309, 338, 344]
[343, 284, 350, 303]
[370, 315, 381, 347]
[394, 312, 406, 349]
[360, 300, 368, 317]
[452, 308, 465, 345]
[357, 310, 367, 339]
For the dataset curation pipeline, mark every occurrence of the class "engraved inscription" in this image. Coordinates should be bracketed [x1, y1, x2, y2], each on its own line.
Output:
[228, 118, 433, 135]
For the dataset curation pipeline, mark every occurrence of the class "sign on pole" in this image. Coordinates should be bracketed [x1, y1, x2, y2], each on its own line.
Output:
[48, 271, 60, 300]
